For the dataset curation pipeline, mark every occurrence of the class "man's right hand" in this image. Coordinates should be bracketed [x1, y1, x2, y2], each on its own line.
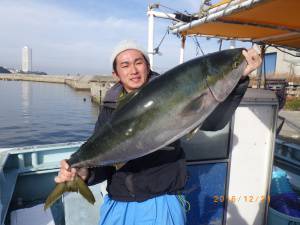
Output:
[54, 160, 89, 183]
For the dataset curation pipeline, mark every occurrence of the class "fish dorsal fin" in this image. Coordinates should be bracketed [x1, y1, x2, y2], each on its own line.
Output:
[116, 90, 139, 111]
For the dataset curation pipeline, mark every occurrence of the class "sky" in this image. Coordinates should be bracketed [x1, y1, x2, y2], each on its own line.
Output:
[0, 0, 251, 75]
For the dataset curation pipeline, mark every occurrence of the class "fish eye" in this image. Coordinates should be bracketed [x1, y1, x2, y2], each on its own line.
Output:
[233, 61, 239, 69]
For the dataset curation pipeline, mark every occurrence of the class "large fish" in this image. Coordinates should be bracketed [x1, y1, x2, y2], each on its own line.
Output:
[44, 48, 246, 209]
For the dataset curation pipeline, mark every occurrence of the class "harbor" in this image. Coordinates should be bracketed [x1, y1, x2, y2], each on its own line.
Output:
[0, 0, 300, 225]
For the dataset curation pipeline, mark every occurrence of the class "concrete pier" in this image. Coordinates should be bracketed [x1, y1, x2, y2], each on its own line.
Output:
[90, 82, 114, 104]
[0, 73, 67, 83]
[0, 73, 116, 104]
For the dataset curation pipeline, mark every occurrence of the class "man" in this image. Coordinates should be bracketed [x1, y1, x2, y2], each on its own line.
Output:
[55, 40, 262, 225]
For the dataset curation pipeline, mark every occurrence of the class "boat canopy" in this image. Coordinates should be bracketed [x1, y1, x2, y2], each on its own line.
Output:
[170, 0, 300, 50]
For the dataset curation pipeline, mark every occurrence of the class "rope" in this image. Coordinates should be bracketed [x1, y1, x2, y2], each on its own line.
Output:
[222, 0, 235, 14]
[257, 44, 267, 88]
[263, 52, 267, 89]
[159, 9, 182, 22]
[218, 39, 223, 51]
[153, 28, 169, 55]
[158, 3, 196, 23]
[193, 36, 205, 56]
[274, 46, 300, 57]
[159, 3, 187, 15]
[177, 194, 191, 212]
[199, 0, 213, 17]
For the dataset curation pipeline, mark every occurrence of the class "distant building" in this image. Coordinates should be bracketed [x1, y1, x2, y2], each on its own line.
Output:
[252, 47, 300, 77]
[249, 47, 300, 98]
[264, 47, 300, 76]
[22, 46, 32, 73]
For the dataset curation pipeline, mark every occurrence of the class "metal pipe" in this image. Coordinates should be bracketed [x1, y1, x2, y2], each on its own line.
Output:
[257, 45, 266, 88]
[179, 36, 186, 64]
[219, 39, 223, 51]
[171, 0, 242, 30]
[31, 152, 38, 167]
[17, 154, 25, 169]
[230, 40, 236, 49]
[147, 6, 155, 69]
[147, 10, 176, 20]
[171, 0, 264, 34]
[170, 21, 186, 29]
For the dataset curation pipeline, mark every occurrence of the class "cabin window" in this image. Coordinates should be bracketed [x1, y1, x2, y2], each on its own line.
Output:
[260, 52, 277, 75]
[181, 122, 230, 161]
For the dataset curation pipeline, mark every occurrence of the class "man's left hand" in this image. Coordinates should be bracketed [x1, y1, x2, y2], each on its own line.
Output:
[242, 48, 262, 77]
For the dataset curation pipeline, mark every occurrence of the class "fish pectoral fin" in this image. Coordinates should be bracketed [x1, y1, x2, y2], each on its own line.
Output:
[44, 175, 95, 211]
[114, 162, 126, 170]
[116, 90, 139, 110]
[181, 93, 207, 116]
[185, 126, 201, 141]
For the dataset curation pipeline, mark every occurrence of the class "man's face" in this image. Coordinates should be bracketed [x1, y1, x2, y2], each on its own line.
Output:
[113, 49, 149, 93]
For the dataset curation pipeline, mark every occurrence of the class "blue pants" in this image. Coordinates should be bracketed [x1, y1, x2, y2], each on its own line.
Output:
[99, 195, 186, 225]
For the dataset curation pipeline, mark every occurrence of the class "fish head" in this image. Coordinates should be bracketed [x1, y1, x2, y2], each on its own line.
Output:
[205, 48, 246, 102]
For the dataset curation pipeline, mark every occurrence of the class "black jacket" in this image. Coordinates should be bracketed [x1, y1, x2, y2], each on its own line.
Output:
[86, 71, 249, 202]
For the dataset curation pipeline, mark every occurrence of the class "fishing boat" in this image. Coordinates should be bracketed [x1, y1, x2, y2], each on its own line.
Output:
[150, 0, 300, 224]
[1, 0, 300, 224]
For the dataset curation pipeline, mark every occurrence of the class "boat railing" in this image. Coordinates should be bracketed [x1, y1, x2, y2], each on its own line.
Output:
[274, 139, 300, 175]
[1, 132, 299, 224]
[0, 142, 83, 225]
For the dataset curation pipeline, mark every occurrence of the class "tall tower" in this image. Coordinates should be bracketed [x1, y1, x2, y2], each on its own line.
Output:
[22, 46, 32, 73]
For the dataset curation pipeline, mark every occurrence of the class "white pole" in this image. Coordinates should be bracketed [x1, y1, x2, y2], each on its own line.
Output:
[147, 9, 177, 70]
[179, 36, 186, 64]
[147, 11, 176, 20]
[230, 40, 236, 49]
[148, 6, 154, 70]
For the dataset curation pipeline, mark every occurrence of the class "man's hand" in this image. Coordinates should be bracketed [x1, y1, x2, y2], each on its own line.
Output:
[54, 160, 89, 183]
[242, 47, 262, 77]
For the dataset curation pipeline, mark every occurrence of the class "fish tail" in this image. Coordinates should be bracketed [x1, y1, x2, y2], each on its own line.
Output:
[76, 175, 96, 204]
[44, 175, 95, 210]
[44, 182, 67, 210]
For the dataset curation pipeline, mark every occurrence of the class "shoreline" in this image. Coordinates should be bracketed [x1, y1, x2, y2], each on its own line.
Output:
[0, 73, 116, 104]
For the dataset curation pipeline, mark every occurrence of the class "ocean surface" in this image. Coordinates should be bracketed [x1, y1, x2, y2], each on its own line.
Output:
[0, 80, 99, 148]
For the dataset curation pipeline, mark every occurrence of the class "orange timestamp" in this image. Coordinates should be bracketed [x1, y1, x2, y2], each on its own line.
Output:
[213, 195, 270, 203]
